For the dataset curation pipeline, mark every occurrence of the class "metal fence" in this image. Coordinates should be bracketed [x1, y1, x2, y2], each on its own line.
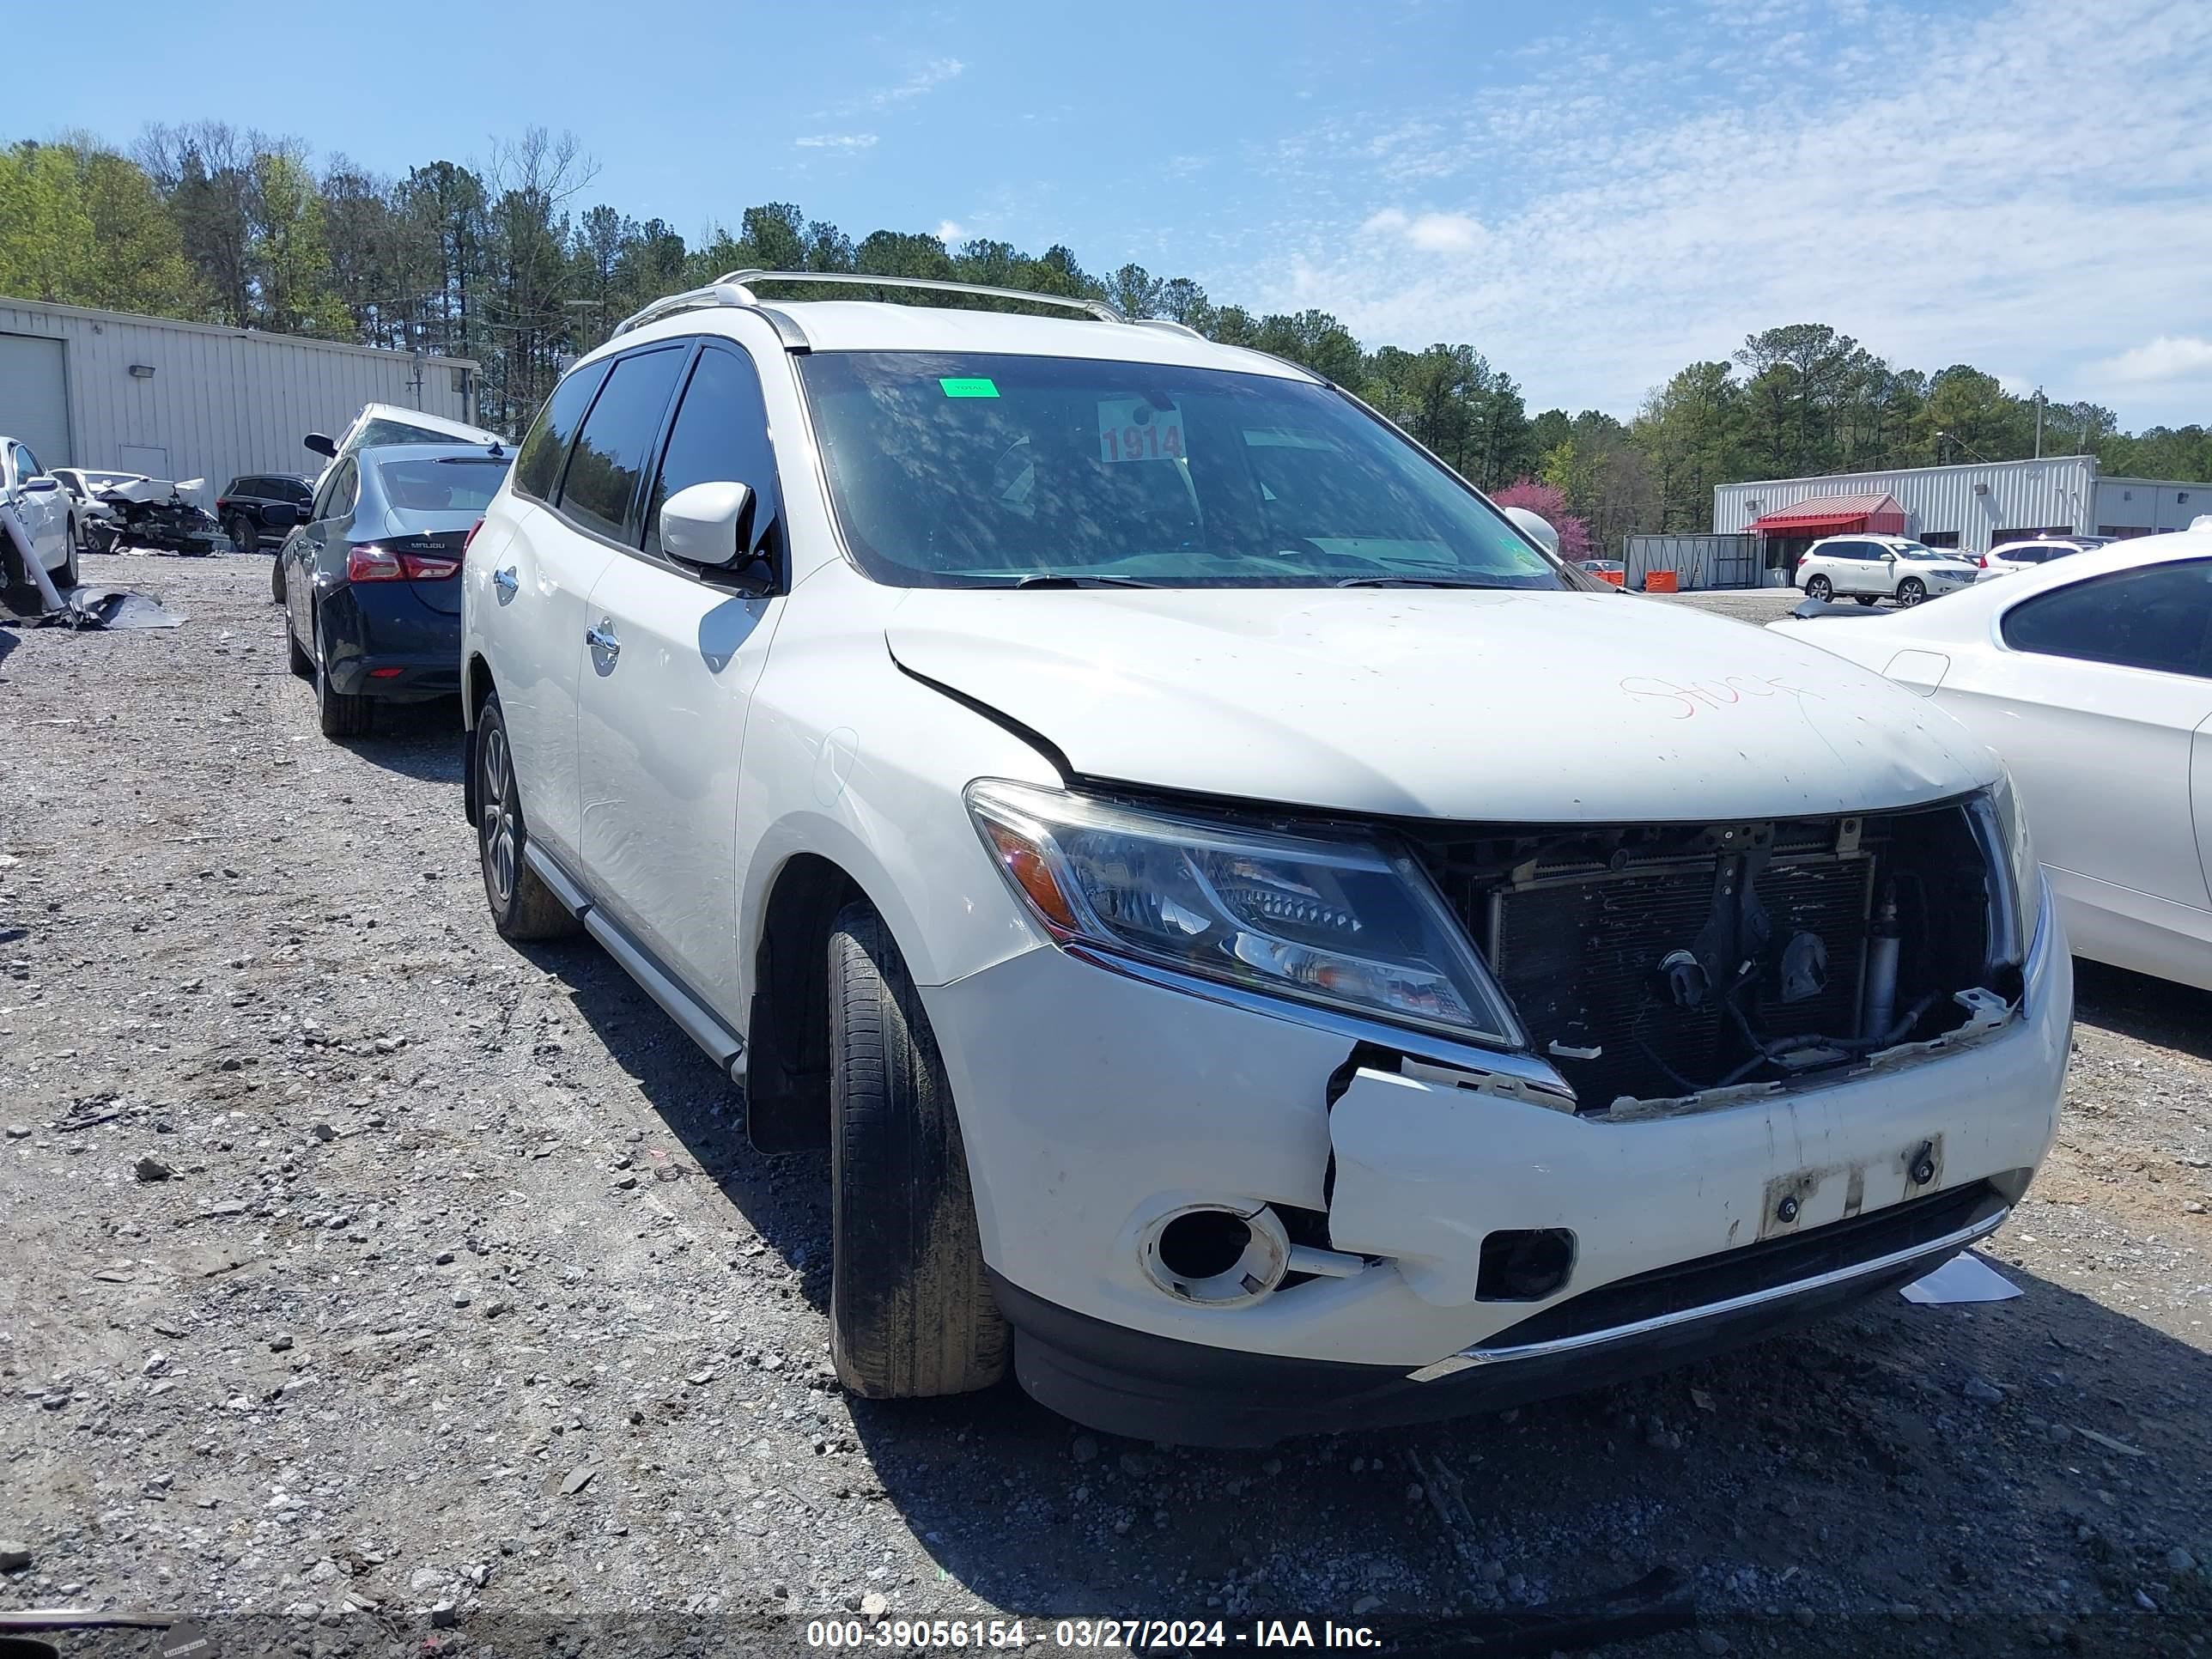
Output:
[1622, 533, 1763, 591]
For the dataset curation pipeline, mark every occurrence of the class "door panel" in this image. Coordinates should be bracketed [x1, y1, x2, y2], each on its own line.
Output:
[577, 559, 780, 997]
[573, 339, 789, 1006]
[492, 507, 620, 864]
[2194, 712, 2212, 912]
[1935, 653, 2212, 919]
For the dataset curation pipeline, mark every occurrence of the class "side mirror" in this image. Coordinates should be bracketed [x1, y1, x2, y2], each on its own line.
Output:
[660, 481, 775, 595]
[304, 433, 337, 459]
[262, 502, 301, 529]
[1882, 550, 1898, 562]
[21, 476, 59, 493]
[1501, 505, 1559, 556]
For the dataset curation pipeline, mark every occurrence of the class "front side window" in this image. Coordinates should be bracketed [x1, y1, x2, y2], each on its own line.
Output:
[557, 347, 689, 542]
[798, 351, 1570, 589]
[644, 345, 780, 562]
[15, 445, 43, 481]
[514, 361, 611, 502]
[2002, 559, 2212, 678]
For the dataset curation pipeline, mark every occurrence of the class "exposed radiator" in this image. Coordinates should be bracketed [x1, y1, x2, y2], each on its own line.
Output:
[1484, 853, 1875, 1109]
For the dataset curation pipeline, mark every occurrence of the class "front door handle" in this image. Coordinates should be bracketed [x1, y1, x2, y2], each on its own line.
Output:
[585, 620, 620, 659]
[492, 566, 519, 596]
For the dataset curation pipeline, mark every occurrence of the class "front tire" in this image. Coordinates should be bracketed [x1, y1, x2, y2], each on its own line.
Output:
[59, 530, 80, 591]
[313, 617, 374, 739]
[474, 693, 580, 940]
[828, 900, 1008, 1399]
[1804, 574, 1832, 601]
[1896, 577, 1926, 606]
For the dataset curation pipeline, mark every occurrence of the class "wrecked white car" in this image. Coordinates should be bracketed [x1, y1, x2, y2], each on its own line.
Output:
[459, 272, 2069, 1446]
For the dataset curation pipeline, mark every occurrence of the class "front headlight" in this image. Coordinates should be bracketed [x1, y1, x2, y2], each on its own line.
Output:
[967, 780, 1522, 1047]
[1973, 772, 2044, 968]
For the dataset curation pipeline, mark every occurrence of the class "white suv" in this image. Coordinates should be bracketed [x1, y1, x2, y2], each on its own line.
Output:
[1975, 535, 2109, 581]
[1796, 534, 1978, 605]
[459, 272, 2068, 1446]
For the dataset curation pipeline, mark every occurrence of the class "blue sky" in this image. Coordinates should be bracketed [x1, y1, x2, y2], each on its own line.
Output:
[23, 0, 2212, 428]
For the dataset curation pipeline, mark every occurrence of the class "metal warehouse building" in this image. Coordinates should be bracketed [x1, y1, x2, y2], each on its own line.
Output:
[1714, 455, 2206, 563]
[0, 296, 478, 495]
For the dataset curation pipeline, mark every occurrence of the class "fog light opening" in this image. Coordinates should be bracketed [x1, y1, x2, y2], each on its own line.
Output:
[1141, 1204, 1291, 1306]
[1475, 1227, 1577, 1302]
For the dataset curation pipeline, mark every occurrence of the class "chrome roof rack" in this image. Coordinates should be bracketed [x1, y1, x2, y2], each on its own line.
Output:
[612, 268, 1129, 338]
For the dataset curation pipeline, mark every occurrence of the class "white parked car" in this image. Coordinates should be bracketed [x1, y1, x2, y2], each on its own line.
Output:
[1771, 532, 2212, 992]
[459, 271, 2068, 1445]
[1795, 534, 1978, 606]
[1974, 535, 2111, 581]
[1, 436, 80, 590]
[302, 402, 501, 477]
[52, 467, 150, 553]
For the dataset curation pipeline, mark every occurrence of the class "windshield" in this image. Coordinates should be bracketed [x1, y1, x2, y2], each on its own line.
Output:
[1894, 544, 1954, 562]
[378, 457, 507, 514]
[798, 351, 1571, 589]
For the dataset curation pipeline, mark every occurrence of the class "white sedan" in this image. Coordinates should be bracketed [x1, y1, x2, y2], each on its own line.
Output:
[1771, 532, 2212, 991]
[1974, 535, 2110, 581]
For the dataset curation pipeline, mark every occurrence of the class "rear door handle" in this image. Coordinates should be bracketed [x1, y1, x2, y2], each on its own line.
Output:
[492, 567, 519, 596]
[585, 621, 620, 659]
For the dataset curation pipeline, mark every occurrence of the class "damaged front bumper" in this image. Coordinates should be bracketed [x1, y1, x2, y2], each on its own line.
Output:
[923, 878, 2068, 1447]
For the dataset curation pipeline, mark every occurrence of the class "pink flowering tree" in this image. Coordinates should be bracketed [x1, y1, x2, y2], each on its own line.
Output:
[1490, 478, 1593, 561]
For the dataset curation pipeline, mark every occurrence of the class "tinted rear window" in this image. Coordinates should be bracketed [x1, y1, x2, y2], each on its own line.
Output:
[379, 458, 509, 514]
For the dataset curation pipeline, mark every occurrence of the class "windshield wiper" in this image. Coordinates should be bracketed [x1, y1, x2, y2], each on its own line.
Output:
[1009, 574, 1160, 589]
[1334, 575, 1507, 589]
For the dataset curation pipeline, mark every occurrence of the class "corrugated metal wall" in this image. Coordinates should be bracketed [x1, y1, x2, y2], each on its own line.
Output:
[1712, 457, 2096, 556]
[0, 299, 477, 494]
[2092, 477, 2208, 537]
[1622, 533, 1764, 591]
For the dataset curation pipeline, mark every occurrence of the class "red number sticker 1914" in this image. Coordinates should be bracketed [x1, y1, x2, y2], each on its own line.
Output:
[1097, 398, 1185, 464]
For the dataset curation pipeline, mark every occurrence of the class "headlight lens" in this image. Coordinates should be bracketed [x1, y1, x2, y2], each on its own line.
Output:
[967, 780, 1522, 1047]
[1976, 772, 2043, 968]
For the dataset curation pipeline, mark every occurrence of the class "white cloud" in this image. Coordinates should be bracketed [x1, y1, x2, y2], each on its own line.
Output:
[2091, 335, 2212, 385]
[794, 133, 878, 151]
[936, 220, 966, 245]
[877, 58, 965, 105]
[1363, 209, 1486, 253]
[1235, 0, 2212, 428]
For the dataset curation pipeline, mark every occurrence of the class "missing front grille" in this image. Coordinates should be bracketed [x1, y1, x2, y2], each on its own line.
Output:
[1409, 803, 2001, 1111]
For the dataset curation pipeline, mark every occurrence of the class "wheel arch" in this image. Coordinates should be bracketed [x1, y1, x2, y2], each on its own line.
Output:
[744, 850, 865, 1153]
[461, 654, 495, 825]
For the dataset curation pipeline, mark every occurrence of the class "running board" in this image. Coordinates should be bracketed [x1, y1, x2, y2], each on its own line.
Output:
[522, 843, 747, 1081]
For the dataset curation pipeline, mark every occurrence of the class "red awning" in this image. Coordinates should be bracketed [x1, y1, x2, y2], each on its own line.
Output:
[1749, 492, 1907, 537]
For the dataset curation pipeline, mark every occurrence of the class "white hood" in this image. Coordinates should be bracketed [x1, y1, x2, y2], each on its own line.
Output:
[886, 587, 2000, 822]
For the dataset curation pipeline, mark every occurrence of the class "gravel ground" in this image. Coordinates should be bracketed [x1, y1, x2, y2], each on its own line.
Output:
[3, 554, 2210, 1658]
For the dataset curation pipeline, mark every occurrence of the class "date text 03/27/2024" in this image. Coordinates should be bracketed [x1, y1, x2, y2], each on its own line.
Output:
[804, 1619, 1383, 1650]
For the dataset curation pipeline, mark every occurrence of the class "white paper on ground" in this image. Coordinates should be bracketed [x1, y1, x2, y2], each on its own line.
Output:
[1899, 1251, 2021, 1304]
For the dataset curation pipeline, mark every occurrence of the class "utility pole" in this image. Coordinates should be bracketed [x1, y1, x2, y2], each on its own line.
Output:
[2033, 386, 2045, 459]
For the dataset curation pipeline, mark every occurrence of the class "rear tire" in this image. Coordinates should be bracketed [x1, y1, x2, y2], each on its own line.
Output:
[59, 532, 80, 592]
[828, 900, 1008, 1399]
[228, 514, 257, 556]
[474, 693, 580, 940]
[1805, 574, 1832, 601]
[270, 547, 288, 605]
[313, 617, 374, 739]
[1896, 577, 1926, 606]
[286, 615, 313, 678]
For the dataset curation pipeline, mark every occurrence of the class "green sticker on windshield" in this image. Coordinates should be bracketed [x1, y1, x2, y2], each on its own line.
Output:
[939, 377, 1000, 398]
